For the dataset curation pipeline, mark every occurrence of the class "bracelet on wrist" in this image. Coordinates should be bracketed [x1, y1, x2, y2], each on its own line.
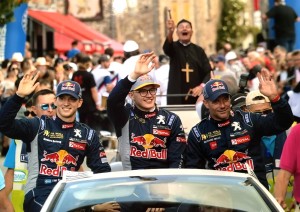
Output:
[270, 95, 280, 103]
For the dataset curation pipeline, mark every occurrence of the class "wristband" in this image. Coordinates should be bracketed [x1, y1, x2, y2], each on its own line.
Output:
[16, 92, 25, 98]
[128, 75, 137, 82]
[270, 95, 280, 103]
[200, 83, 205, 88]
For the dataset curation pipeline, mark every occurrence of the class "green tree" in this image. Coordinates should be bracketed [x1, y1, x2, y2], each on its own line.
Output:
[0, 0, 28, 27]
[217, 0, 258, 50]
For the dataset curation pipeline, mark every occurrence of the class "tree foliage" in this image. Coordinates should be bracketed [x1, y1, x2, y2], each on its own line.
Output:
[0, 0, 28, 26]
[217, 0, 258, 50]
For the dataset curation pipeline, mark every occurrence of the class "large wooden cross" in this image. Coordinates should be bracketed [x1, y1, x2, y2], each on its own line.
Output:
[181, 63, 194, 83]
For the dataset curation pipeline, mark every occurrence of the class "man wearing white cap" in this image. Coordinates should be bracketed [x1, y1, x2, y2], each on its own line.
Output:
[107, 52, 187, 170]
[119, 40, 155, 81]
[225, 51, 247, 80]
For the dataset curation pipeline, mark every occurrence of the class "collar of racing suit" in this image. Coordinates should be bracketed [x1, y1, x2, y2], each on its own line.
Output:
[133, 106, 158, 120]
[208, 111, 234, 128]
[52, 116, 76, 129]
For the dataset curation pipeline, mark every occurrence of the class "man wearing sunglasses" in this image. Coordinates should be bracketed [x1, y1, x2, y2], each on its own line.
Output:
[0, 74, 111, 211]
[107, 52, 187, 171]
[3, 89, 56, 211]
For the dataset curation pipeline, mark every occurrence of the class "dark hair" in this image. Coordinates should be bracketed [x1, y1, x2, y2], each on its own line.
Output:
[104, 47, 114, 57]
[1, 59, 10, 69]
[7, 63, 19, 74]
[177, 19, 192, 28]
[54, 58, 64, 68]
[31, 89, 55, 105]
[292, 50, 300, 57]
[25, 98, 33, 108]
[21, 58, 32, 72]
[71, 40, 78, 46]
[124, 50, 140, 60]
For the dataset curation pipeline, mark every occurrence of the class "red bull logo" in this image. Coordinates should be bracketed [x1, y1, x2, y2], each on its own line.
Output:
[131, 134, 167, 160]
[214, 150, 252, 171]
[131, 134, 166, 149]
[41, 150, 78, 166]
[40, 150, 78, 177]
[211, 81, 225, 92]
[62, 82, 75, 91]
[130, 146, 167, 159]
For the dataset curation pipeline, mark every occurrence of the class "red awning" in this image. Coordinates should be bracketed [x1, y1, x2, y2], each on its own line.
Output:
[28, 9, 124, 56]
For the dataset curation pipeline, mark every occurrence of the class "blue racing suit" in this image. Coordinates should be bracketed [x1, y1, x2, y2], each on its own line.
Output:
[185, 98, 293, 189]
[0, 94, 111, 211]
[107, 76, 187, 170]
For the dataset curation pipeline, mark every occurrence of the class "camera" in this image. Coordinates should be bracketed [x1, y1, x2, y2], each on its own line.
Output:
[248, 65, 262, 80]
[239, 73, 248, 88]
[238, 73, 250, 93]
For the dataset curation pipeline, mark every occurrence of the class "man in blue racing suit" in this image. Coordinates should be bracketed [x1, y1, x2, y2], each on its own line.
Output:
[184, 68, 293, 189]
[107, 52, 187, 170]
[0, 72, 111, 211]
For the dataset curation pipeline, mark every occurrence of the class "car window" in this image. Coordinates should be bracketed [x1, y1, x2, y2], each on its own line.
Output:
[51, 175, 272, 212]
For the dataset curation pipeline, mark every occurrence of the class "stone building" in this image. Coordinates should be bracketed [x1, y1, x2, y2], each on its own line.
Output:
[89, 0, 222, 55]
[28, 0, 258, 56]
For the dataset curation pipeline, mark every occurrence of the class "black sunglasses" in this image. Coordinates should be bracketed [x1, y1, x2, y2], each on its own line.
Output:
[254, 109, 273, 115]
[24, 111, 36, 117]
[38, 103, 57, 110]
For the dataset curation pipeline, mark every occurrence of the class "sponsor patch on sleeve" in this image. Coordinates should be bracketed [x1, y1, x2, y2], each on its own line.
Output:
[176, 137, 187, 143]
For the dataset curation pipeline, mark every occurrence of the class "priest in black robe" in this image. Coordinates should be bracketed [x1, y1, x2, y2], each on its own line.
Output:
[163, 18, 211, 105]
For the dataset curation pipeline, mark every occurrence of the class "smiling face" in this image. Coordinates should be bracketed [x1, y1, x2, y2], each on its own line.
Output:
[55, 94, 82, 122]
[129, 85, 157, 112]
[176, 21, 193, 44]
[203, 94, 231, 121]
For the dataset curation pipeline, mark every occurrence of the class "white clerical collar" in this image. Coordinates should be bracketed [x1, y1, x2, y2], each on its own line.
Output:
[179, 41, 191, 46]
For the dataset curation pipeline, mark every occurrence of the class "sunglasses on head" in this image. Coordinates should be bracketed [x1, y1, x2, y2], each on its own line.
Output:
[24, 111, 36, 117]
[38, 103, 57, 110]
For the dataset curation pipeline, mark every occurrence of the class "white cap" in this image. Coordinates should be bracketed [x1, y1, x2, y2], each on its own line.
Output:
[256, 47, 265, 53]
[69, 62, 78, 71]
[225, 51, 237, 61]
[35, 57, 48, 66]
[11, 52, 23, 62]
[123, 40, 139, 52]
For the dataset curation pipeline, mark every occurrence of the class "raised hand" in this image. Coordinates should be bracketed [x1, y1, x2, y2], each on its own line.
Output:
[166, 19, 175, 32]
[16, 70, 40, 97]
[130, 52, 156, 80]
[257, 68, 278, 100]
